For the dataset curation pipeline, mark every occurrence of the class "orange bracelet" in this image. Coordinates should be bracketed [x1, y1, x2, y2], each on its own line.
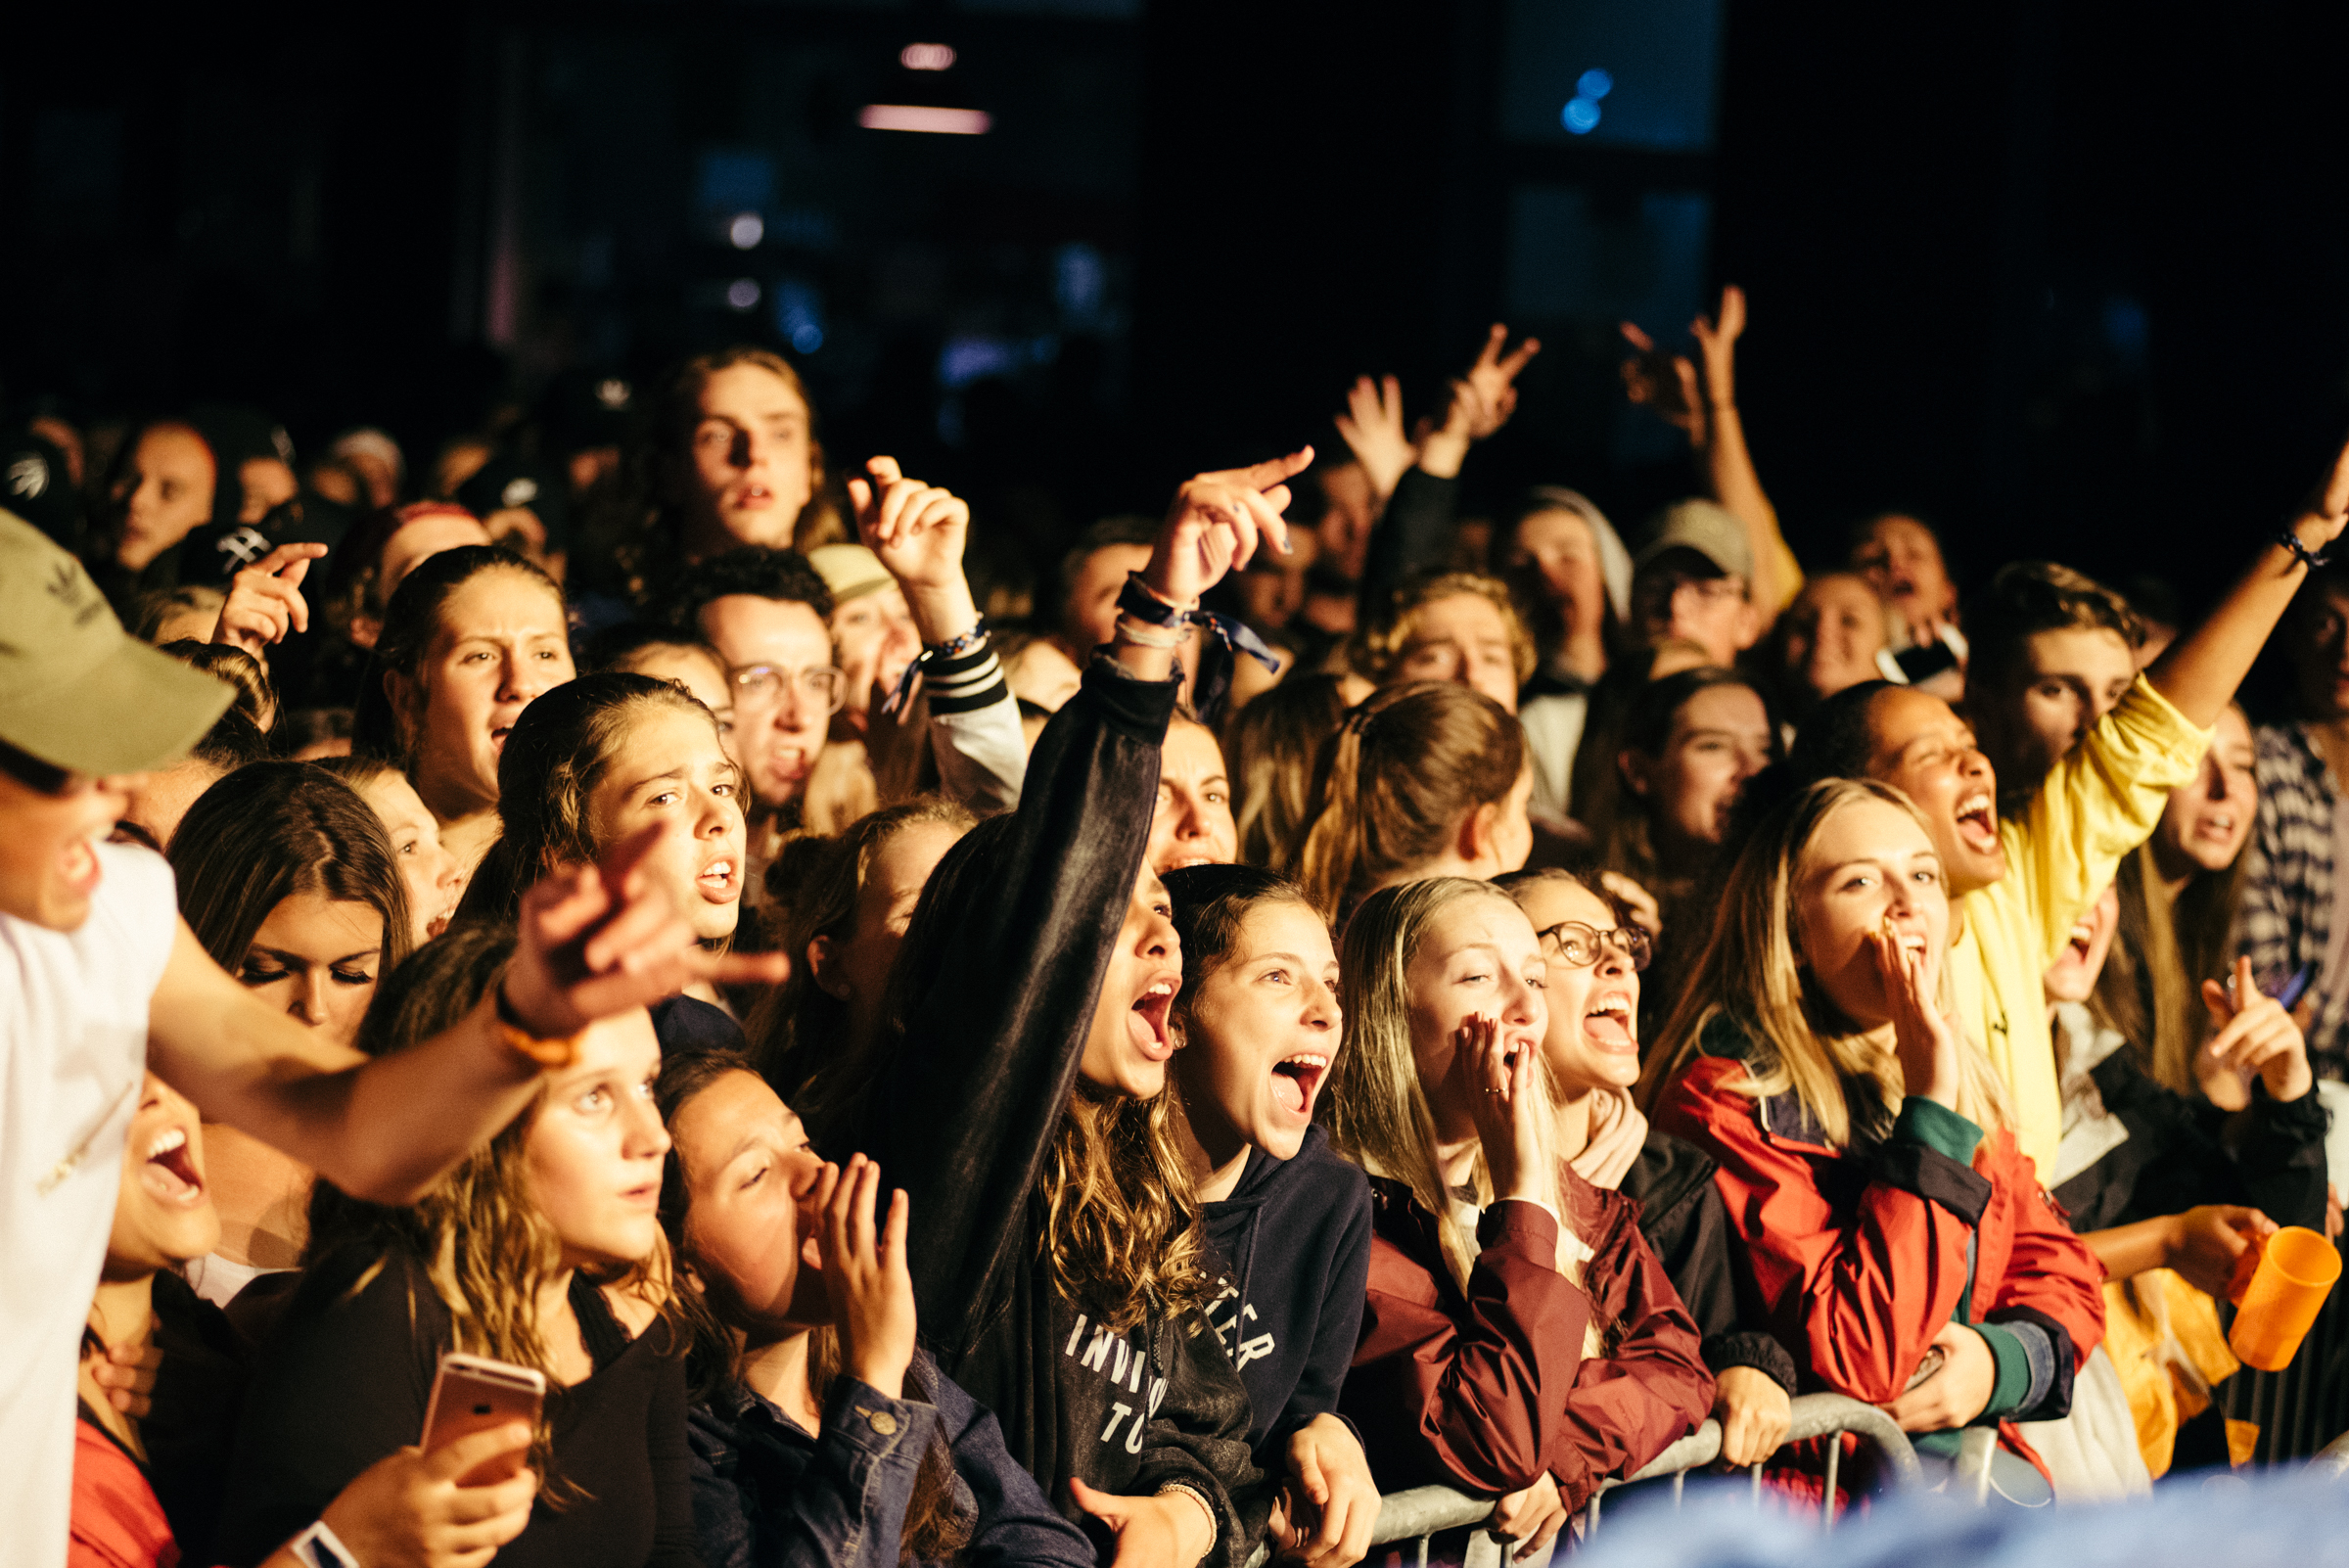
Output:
[492, 986, 586, 1069]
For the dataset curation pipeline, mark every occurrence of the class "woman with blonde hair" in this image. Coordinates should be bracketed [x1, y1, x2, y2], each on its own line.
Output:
[217, 925, 698, 1567]
[1325, 877, 1711, 1550]
[1642, 777, 2105, 1503]
[1292, 682, 1531, 920]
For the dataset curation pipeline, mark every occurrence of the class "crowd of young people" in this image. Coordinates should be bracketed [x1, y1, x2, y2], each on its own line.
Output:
[8, 288, 2349, 1568]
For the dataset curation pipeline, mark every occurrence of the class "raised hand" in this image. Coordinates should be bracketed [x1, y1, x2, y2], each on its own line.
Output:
[1618, 321, 1705, 445]
[1688, 285, 1747, 411]
[502, 821, 790, 1039]
[817, 1153, 917, 1400]
[1273, 1414, 1377, 1568]
[213, 541, 328, 656]
[1144, 448, 1313, 611]
[307, 1421, 538, 1568]
[1333, 375, 1415, 501]
[2201, 956, 2316, 1108]
[1451, 1013, 1552, 1213]
[1458, 323, 1541, 441]
[1870, 918, 1959, 1109]
[848, 457, 971, 599]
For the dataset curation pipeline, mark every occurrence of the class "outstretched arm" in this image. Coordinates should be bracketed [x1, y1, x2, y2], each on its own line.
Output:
[2147, 427, 2349, 727]
[146, 822, 787, 1203]
[1621, 287, 1801, 616]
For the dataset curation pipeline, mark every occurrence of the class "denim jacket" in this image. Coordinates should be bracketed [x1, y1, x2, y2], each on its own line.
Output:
[686, 1356, 1094, 1568]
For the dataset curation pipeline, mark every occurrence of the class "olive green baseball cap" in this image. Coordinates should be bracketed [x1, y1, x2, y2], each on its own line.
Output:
[0, 510, 234, 776]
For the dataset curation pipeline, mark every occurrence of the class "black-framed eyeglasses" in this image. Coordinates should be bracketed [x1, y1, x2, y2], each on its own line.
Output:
[731, 663, 848, 715]
[1536, 920, 1651, 972]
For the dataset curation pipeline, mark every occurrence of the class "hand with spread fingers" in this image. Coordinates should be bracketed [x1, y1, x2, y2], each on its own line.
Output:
[212, 541, 328, 657]
[1870, 917, 1959, 1110]
[1333, 375, 1415, 502]
[1418, 326, 1540, 479]
[501, 820, 790, 1040]
[815, 1152, 918, 1400]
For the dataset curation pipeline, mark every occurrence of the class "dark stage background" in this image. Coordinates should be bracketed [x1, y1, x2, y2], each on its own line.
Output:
[8, 0, 2349, 634]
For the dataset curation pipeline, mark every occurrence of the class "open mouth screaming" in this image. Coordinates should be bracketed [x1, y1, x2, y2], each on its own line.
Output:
[1270, 1053, 1329, 1117]
[1128, 977, 1177, 1062]
[141, 1126, 205, 1206]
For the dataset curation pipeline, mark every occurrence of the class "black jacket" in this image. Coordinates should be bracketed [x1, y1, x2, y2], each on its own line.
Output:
[857, 662, 1269, 1568]
[1622, 1130, 1799, 1395]
[1199, 1126, 1374, 1461]
[2050, 1038, 2328, 1235]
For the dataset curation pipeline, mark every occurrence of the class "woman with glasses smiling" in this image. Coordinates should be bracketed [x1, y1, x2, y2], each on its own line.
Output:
[1497, 867, 1799, 1469]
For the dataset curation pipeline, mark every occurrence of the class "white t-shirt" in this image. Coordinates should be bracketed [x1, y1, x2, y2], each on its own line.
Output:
[2, 843, 177, 1568]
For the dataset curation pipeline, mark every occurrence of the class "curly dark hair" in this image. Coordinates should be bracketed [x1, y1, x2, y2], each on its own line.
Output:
[658, 546, 835, 639]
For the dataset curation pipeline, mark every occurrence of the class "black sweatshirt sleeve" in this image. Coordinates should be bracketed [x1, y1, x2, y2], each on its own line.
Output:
[1358, 468, 1458, 617]
[2227, 1087, 2331, 1234]
[866, 660, 1180, 1350]
[1636, 1163, 1800, 1395]
[1263, 1175, 1373, 1458]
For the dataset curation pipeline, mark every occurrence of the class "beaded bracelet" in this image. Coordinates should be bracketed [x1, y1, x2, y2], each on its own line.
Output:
[883, 616, 991, 715]
[2279, 529, 2333, 573]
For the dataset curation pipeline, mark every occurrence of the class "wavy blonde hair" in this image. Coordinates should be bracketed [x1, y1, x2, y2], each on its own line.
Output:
[1636, 777, 2010, 1145]
[1324, 877, 1558, 1291]
[309, 924, 674, 1498]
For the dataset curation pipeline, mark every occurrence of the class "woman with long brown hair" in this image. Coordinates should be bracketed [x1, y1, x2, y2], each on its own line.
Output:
[167, 761, 416, 1304]
[850, 455, 1315, 1568]
[746, 798, 976, 1112]
[1641, 777, 2105, 1503]
[656, 1050, 1094, 1568]
[1292, 681, 1532, 921]
[1325, 877, 1711, 1551]
[2099, 703, 2262, 1099]
[218, 924, 698, 1567]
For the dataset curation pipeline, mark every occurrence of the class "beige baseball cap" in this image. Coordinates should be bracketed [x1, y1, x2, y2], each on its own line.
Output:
[806, 543, 897, 605]
[0, 510, 235, 776]
[1634, 498, 1755, 581]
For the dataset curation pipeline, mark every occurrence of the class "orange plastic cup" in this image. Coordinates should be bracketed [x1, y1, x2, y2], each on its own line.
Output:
[2228, 1225, 2343, 1372]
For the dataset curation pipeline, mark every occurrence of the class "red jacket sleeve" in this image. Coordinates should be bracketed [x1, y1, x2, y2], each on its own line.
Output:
[1655, 1057, 1986, 1405]
[1546, 1180, 1715, 1511]
[1978, 1132, 2105, 1369]
[1345, 1196, 1588, 1495]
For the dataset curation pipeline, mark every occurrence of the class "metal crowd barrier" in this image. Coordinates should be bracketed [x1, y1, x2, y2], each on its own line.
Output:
[1326, 1393, 1921, 1568]
[2309, 1427, 2349, 1478]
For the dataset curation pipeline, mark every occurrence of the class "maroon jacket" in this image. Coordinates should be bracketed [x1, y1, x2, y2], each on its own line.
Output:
[1340, 1165, 1715, 1510]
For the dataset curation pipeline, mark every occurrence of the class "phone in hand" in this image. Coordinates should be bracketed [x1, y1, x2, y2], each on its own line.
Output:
[422, 1352, 545, 1485]
[1876, 639, 1961, 687]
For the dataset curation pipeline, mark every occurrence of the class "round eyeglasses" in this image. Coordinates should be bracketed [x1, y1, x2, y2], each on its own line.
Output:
[731, 663, 848, 715]
[1535, 920, 1652, 973]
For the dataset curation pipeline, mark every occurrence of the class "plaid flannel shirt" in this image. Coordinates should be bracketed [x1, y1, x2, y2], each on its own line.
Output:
[2238, 721, 2349, 1079]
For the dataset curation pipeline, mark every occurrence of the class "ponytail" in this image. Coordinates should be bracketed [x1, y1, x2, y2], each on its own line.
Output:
[1294, 681, 1525, 920]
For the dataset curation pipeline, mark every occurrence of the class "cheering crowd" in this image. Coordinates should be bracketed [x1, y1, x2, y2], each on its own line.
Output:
[6, 286, 2346, 1568]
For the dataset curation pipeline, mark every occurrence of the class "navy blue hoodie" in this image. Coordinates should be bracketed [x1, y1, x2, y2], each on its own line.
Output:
[1198, 1126, 1374, 1462]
